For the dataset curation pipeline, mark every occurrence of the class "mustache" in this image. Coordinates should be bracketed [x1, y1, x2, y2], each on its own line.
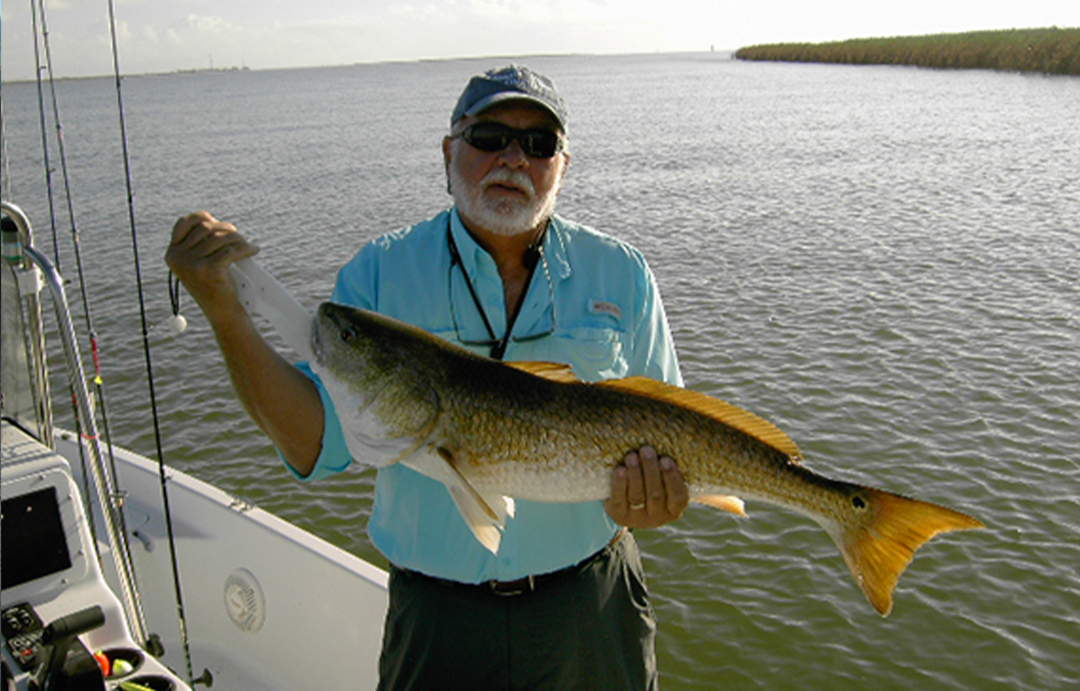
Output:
[481, 168, 536, 196]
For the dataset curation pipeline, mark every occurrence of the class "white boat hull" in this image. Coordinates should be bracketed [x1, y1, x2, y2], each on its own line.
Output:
[3, 421, 388, 690]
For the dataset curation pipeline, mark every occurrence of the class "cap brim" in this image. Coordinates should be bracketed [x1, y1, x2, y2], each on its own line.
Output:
[464, 93, 566, 129]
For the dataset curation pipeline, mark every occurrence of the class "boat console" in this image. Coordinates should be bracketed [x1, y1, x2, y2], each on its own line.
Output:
[1, 421, 191, 691]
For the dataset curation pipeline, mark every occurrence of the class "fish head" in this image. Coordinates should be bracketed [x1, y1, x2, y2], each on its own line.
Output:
[311, 302, 441, 463]
[312, 302, 398, 386]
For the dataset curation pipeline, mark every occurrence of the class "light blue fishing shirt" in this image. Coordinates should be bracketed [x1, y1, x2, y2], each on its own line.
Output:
[290, 208, 682, 583]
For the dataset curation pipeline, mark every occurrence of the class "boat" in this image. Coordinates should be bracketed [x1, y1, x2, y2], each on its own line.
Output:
[2, 199, 389, 689]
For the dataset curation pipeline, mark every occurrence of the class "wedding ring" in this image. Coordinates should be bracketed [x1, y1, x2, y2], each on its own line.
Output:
[629, 502, 646, 510]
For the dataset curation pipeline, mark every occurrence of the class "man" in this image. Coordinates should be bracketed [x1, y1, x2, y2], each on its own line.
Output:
[167, 65, 688, 690]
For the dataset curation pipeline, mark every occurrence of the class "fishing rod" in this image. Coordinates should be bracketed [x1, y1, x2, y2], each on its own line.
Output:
[27, 0, 61, 267]
[103, 0, 201, 684]
[32, 0, 127, 553]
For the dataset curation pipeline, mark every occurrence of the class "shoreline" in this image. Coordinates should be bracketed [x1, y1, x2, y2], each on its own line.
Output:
[735, 27, 1079, 76]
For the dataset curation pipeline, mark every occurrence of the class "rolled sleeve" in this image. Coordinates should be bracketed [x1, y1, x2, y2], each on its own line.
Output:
[280, 361, 353, 482]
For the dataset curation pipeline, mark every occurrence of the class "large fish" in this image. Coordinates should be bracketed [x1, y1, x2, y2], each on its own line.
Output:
[311, 302, 984, 616]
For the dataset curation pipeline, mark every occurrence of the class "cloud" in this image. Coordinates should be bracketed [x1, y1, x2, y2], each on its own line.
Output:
[184, 14, 234, 35]
[3, 0, 1078, 80]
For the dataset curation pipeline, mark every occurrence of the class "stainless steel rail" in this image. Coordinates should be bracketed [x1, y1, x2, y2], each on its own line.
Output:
[1, 199, 150, 649]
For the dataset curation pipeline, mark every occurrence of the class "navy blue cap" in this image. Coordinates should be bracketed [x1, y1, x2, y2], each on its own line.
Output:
[451, 65, 569, 130]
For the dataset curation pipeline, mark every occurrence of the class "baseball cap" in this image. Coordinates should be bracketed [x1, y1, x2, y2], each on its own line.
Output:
[451, 65, 569, 131]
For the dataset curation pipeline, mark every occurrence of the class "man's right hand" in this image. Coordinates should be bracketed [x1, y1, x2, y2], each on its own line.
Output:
[165, 211, 260, 321]
[164, 211, 325, 476]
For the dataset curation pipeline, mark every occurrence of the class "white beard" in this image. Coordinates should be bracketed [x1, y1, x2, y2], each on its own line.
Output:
[449, 165, 560, 237]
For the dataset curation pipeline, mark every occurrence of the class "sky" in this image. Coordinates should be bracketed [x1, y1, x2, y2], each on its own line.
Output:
[2, 0, 1078, 81]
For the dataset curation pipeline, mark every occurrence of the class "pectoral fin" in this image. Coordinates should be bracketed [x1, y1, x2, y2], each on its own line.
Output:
[444, 485, 504, 554]
[400, 447, 513, 554]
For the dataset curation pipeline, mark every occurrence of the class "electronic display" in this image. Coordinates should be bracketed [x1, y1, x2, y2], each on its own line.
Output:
[1, 487, 73, 590]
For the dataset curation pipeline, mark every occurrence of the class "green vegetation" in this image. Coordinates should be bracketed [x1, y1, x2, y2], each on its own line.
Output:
[735, 28, 1079, 76]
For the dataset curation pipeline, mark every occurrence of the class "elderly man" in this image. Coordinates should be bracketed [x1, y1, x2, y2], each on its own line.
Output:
[167, 65, 687, 690]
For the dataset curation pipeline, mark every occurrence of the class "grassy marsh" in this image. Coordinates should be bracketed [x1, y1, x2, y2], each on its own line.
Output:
[735, 28, 1079, 76]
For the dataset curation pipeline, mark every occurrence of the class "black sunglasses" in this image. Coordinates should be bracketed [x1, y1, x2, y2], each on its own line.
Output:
[456, 122, 564, 159]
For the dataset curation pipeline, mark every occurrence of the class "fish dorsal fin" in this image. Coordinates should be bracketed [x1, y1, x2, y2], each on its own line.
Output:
[506, 361, 579, 384]
[595, 377, 802, 460]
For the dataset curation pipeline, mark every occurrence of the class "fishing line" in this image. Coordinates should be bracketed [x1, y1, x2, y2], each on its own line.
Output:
[35, 0, 126, 548]
[1, 100, 13, 200]
[167, 271, 188, 332]
[28, 0, 61, 266]
[105, 0, 196, 684]
[28, 0, 102, 538]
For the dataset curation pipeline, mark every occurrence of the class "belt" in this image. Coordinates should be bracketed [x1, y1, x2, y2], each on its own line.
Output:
[401, 528, 627, 598]
[488, 570, 557, 596]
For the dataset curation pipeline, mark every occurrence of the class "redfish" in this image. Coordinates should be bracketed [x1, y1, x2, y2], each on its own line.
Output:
[312, 302, 983, 616]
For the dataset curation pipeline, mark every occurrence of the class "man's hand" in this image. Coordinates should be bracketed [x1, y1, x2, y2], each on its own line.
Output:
[164, 211, 324, 475]
[605, 446, 689, 529]
[165, 211, 259, 321]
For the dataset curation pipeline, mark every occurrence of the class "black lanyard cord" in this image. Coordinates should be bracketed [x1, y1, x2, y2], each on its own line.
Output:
[446, 218, 542, 360]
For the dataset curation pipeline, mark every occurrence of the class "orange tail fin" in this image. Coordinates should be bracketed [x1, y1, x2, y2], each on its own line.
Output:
[830, 487, 984, 616]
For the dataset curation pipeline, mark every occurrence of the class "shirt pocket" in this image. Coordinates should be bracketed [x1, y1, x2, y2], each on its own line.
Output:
[554, 327, 632, 381]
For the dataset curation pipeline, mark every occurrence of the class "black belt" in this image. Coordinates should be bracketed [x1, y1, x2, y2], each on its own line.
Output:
[400, 528, 627, 598]
[489, 570, 558, 597]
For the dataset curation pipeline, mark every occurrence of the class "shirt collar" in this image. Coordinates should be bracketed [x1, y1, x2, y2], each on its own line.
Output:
[447, 207, 563, 345]
[544, 215, 573, 281]
[448, 208, 488, 278]
[448, 207, 572, 283]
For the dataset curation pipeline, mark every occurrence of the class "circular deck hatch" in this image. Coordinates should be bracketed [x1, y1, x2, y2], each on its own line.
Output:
[224, 568, 266, 632]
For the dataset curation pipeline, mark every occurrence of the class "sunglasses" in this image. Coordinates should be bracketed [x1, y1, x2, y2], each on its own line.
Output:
[457, 122, 564, 159]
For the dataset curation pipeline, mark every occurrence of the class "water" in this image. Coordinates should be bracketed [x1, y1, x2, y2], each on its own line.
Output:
[3, 54, 1079, 690]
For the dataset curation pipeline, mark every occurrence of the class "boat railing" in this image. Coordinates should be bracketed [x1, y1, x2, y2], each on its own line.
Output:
[1, 202, 52, 445]
[1, 199, 149, 649]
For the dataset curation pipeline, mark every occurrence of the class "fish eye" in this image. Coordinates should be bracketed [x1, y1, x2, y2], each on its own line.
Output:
[340, 327, 359, 343]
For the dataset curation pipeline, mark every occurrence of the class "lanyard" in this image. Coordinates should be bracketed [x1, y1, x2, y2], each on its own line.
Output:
[446, 217, 544, 360]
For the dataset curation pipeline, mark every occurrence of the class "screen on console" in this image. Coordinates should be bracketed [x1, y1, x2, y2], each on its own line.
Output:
[1, 487, 73, 590]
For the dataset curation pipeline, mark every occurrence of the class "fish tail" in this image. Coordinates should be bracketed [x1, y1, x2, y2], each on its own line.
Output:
[829, 486, 984, 616]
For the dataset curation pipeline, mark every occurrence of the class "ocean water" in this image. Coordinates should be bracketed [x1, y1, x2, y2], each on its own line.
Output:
[2, 53, 1079, 690]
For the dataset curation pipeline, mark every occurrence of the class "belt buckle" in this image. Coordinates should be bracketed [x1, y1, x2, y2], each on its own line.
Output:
[489, 574, 535, 596]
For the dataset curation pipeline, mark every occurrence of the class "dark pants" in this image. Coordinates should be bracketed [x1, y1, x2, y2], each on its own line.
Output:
[377, 531, 658, 691]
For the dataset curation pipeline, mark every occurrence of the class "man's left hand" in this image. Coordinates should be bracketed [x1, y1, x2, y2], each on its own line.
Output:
[605, 446, 689, 529]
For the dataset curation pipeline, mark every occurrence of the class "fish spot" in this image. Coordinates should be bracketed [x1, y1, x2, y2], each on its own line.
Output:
[852, 496, 867, 510]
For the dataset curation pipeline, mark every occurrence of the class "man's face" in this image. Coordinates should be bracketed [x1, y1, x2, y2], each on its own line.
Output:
[444, 102, 569, 238]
